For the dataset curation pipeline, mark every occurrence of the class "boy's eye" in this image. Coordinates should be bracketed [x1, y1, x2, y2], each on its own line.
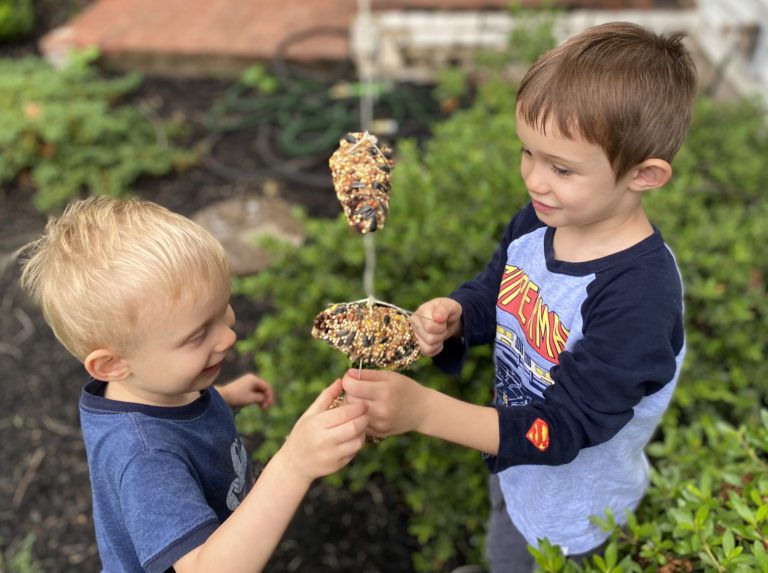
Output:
[551, 165, 571, 176]
[187, 330, 207, 345]
[521, 147, 533, 157]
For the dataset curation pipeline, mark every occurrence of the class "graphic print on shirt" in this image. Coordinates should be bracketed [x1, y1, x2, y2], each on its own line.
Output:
[494, 264, 568, 404]
[226, 438, 248, 510]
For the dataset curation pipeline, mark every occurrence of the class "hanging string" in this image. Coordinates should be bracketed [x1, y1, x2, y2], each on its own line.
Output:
[357, 0, 375, 132]
[347, 2, 438, 392]
[356, 0, 377, 301]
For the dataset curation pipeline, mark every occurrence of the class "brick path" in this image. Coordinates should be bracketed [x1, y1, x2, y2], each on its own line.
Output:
[41, 0, 358, 76]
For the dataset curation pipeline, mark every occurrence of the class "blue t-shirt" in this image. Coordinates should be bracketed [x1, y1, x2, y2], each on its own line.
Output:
[437, 203, 686, 554]
[80, 381, 252, 573]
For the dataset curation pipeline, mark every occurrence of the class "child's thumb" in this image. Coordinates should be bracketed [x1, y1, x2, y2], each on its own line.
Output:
[430, 311, 447, 324]
[444, 301, 462, 322]
[433, 301, 459, 324]
[306, 378, 344, 414]
[430, 305, 451, 324]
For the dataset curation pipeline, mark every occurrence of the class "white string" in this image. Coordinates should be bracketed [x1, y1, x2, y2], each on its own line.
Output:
[356, 0, 377, 300]
[347, 297, 439, 323]
[356, 0, 374, 131]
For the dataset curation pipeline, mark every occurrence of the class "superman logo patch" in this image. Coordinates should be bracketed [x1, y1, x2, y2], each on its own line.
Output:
[526, 418, 550, 451]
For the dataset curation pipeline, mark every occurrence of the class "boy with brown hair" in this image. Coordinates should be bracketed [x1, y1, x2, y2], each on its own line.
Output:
[342, 21, 697, 571]
[20, 196, 368, 573]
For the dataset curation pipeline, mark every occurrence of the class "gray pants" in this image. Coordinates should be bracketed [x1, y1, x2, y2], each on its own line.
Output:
[486, 475, 603, 573]
[486, 474, 535, 573]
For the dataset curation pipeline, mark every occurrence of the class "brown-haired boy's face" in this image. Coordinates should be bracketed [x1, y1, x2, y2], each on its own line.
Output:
[515, 109, 642, 238]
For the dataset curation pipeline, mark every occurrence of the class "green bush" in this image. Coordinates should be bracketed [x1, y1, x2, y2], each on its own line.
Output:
[233, 84, 522, 570]
[646, 97, 768, 426]
[0, 534, 41, 573]
[0, 0, 33, 42]
[0, 52, 197, 212]
[234, 86, 768, 571]
[531, 411, 768, 572]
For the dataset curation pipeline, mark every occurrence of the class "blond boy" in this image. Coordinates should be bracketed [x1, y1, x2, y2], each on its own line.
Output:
[21, 196, 368, 573]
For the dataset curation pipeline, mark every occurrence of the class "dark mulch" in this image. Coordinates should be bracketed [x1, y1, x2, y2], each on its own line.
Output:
[0, 3, 422, 571]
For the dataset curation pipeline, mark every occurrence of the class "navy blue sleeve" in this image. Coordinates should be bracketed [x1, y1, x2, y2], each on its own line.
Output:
[433, 204, 543, 374]
[489, 252, 685, 470]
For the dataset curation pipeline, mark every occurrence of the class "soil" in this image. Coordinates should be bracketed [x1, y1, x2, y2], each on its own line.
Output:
[0, 3, 426, 571]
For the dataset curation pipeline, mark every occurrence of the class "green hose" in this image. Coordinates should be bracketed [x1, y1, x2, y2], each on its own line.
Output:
[203, 27, 443, 184]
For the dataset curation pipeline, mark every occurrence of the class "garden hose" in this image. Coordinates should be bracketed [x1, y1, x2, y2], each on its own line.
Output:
[202, 26, 441, 188]
[272, 26, 354, 86]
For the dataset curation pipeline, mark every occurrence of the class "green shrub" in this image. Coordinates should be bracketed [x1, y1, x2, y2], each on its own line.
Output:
[531, 411, 768, 572]
[234, 89, 523, 570]
[0, 0, 33, 42]
[234, 88, 768, 571]
[646, 97, 768, 426]
[0, 534, 41, 573]
[0, 52, 197, 212]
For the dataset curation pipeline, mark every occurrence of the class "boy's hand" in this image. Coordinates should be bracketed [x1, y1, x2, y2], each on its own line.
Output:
[342, 369, 427, 439]
[411, 297, 463, 357]
[282, 379, 368, 484]
[216, 373, 275, 410]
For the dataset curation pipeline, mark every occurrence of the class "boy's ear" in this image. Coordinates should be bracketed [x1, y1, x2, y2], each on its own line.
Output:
[628, 158, 672, 192]
[84, 348, 131, 381]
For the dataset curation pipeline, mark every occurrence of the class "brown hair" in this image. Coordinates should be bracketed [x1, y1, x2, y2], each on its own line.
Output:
[516, 21, 698, 179]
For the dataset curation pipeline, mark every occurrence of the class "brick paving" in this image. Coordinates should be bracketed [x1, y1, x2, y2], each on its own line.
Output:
[41, 0, 357, 75]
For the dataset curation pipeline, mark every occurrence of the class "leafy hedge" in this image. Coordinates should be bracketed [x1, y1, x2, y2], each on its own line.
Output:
[0, 52, 197, 212]
[0, 0, 33, 41]
[234, 75, 768, 571]
[233, 78, 522, 570]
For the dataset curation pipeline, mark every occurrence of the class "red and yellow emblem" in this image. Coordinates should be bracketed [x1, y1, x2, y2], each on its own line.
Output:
[526, 418, 550, 451]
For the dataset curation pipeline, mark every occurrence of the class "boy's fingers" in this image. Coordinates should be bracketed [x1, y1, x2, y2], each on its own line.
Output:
[306, 379, 344, 415]
[321, 400, 368, 429]
[259, 392, 275, 409]
[343, 368, 391, 382]
[341, 376, 380, 401]
[414, 320, 445, 339]
[337, 410, 370, 438]
[335, 436, 366, 463]
[420, 343, 443, 358]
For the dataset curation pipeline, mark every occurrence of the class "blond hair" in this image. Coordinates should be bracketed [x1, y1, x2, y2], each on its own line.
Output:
[19, 196, 231, 361]
[517, 21, 698, 179]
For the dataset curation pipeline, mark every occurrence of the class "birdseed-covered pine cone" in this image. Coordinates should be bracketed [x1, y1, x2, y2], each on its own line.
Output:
[311, 301, 420, 370]
[328, 132, 393, 234]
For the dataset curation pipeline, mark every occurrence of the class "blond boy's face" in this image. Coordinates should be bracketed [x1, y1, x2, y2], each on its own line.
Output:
[110, 283, 237, 407]
[515, 110, 641, 234]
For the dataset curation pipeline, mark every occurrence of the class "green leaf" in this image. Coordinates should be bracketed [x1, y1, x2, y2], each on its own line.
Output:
[723, 529, 735, 554]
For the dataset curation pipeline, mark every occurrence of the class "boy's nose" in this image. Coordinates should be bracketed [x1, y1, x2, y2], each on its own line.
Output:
[523, 164, 549, 195]
[215, 325, 237, 352]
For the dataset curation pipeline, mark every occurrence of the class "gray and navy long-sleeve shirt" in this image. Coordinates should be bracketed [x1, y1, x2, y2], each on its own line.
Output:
[437, 203, 685, 554]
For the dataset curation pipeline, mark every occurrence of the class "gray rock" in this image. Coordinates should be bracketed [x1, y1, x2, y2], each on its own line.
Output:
[192, 195, 304, 275]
